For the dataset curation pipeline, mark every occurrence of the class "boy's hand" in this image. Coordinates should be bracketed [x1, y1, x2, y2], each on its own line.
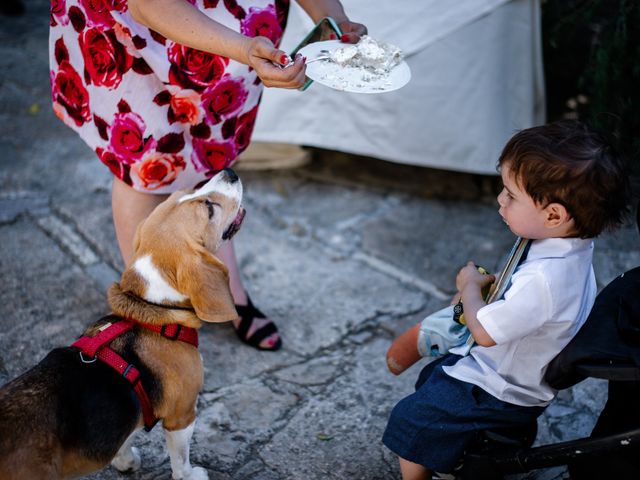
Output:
[454, 262, 497, 347]
[456, 262, 495, 294]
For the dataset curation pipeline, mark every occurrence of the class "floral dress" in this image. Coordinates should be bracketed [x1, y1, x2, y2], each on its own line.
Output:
[49, 0, 290, 193]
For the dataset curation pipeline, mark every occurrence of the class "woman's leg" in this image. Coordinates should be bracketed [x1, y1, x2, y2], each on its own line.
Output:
[216, 241, 281, 350]
[399, 457, 431, 480]
[112, 177, 167, 267]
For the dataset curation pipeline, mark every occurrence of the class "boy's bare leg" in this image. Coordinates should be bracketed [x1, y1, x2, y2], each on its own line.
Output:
[399, 457, 432, 480]
[112, 177, 167, 266]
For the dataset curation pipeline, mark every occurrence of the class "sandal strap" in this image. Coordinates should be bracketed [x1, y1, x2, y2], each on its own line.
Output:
[238, 319, 279, 347]
[235, 296, 266, 322]
[234, 295, 280, 349]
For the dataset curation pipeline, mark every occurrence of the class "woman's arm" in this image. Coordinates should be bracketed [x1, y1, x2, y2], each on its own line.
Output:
[129, 0, 252, 62]
[128, 0, 306, 88]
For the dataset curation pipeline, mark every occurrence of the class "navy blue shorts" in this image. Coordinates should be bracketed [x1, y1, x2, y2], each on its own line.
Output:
[382, 354, 544, 473]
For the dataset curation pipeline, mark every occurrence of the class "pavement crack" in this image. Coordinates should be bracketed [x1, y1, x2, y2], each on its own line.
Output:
[34, 212, 100, 266]
[30, 207, 120, 291]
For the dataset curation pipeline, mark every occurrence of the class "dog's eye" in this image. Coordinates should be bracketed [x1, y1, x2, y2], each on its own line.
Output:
[205, 200, 215, 219]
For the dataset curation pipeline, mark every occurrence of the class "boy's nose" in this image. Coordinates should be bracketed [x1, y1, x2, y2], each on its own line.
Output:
[497, 188, 507, 206]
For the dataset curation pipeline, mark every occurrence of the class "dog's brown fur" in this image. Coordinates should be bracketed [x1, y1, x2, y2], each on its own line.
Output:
[0, 171, 243, 479]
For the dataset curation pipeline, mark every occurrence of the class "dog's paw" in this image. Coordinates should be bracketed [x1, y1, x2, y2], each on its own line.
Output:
[111, 446, 141, 472]
[184, 466, 209, 480]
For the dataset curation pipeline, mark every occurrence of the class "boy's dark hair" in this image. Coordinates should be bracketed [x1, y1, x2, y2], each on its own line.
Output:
[498, 120, 631, 238]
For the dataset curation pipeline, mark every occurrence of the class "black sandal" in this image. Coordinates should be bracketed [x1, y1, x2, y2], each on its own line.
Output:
[234, 296, 282, 351]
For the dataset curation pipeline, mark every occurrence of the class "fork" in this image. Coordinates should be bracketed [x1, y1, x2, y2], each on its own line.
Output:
[306, 50, 332, 64]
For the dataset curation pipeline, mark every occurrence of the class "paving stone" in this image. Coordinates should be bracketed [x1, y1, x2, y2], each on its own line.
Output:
[232, 205, 427, 357]
[359, 196, 516, 294]
[259, 338, 417, 480]
[0, 191, 50, 223]
[0, 217, 107, 379]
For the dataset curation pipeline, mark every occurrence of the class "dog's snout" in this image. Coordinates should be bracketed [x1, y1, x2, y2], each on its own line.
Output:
[223, 168, 239, 183]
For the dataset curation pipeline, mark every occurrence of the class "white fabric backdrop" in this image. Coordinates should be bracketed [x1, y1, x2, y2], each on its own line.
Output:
[252, 0, 545, 174]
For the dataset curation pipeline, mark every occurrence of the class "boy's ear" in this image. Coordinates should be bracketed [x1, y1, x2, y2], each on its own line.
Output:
[544, 202, 572, 228]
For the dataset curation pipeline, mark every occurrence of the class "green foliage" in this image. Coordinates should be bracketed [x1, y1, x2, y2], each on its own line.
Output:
[542, 0, 640, 173]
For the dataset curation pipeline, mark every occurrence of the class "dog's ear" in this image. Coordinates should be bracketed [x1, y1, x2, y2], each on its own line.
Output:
[178, 250, 238, 323]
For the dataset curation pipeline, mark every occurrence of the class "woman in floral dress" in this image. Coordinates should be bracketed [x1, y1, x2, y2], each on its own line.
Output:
[49, 0, 366, 349]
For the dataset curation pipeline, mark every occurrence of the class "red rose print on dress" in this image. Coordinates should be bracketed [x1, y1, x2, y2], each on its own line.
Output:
[234, 104, 258, 153]
[51, 60, 91, 127]
[240, 4, 282, 44]
[192, 138, 238, 174]
[169, 88, 203, 125]
[224, 0, 246, 20]
[109, 112, 154, 162]
[168, 43, 229, 92]
[132, 152, 186, 190]
[96, 147, 130, 183]
[153, 87, 203, 125]
[275, 0, 290, 31]
[68, 5, 87, 32]
[50, 0, 69, 27]
[200, 74, 248, 125]
[78, 0, 126, 28]
[79, 27, 134, 89]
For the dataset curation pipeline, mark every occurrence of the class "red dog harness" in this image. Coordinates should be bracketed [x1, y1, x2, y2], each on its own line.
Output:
[72, 319, 198, 431]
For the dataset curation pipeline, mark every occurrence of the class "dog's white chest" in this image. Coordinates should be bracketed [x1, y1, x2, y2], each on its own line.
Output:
[134, 255, 187, 303]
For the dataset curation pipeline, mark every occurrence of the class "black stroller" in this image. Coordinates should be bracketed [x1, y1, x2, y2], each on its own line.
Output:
[460, 211, 640, 479]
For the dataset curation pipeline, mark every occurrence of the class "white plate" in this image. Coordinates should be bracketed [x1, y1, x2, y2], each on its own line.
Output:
[298, 40, 411, 94]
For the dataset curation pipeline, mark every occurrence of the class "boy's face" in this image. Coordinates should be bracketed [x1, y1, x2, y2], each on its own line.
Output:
[497, 163, 554, 239]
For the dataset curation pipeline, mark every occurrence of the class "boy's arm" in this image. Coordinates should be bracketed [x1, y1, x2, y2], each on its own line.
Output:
[456, 262, 496, 347]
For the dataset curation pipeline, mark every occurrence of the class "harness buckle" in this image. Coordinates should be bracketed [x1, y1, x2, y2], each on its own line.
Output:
[98, 322, 113, 332]
[161, 324, 182, 341]
[79, 352, 97, 363]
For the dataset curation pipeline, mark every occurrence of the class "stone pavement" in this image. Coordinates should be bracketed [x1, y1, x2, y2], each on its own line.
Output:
[2, 3, 640, 480]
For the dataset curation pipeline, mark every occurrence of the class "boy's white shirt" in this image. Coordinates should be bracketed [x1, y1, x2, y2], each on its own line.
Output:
[444, 237, 596, 407]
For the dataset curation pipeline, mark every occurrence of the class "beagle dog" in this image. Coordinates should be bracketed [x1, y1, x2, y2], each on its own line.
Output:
[0, 168, 245, 480]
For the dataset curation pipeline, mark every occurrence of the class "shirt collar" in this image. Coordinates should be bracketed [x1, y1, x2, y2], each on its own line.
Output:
[526, 237, 594, 261]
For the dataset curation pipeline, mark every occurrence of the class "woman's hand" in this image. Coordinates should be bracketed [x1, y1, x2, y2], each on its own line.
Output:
[244, 36, 307, 89]
[338, 20, 367, 43]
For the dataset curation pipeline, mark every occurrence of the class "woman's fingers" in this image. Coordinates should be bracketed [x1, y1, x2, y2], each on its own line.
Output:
[247, 36, 307, 89]
[339, 21, 367, 43]
[257, 54, 307, 89]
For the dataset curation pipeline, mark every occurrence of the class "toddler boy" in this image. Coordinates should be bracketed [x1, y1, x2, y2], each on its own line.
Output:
[382, 120, 631, 480]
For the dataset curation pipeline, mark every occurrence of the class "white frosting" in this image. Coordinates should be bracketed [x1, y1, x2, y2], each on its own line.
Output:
[309, 35, 405, 92]
[329, 35, 403, 76]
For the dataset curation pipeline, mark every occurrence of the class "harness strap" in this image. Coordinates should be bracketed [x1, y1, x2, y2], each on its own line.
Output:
[71, 319, 198, 431]
[93, 344, 158, 431]
[72, 321, 134, 357]
[142, 323, 199, 348]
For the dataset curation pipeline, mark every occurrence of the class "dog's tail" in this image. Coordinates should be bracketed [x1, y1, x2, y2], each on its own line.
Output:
[108, 283, 203, 328]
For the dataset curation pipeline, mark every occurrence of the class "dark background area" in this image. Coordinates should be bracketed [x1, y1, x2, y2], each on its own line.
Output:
[542, 0, 639, 174]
